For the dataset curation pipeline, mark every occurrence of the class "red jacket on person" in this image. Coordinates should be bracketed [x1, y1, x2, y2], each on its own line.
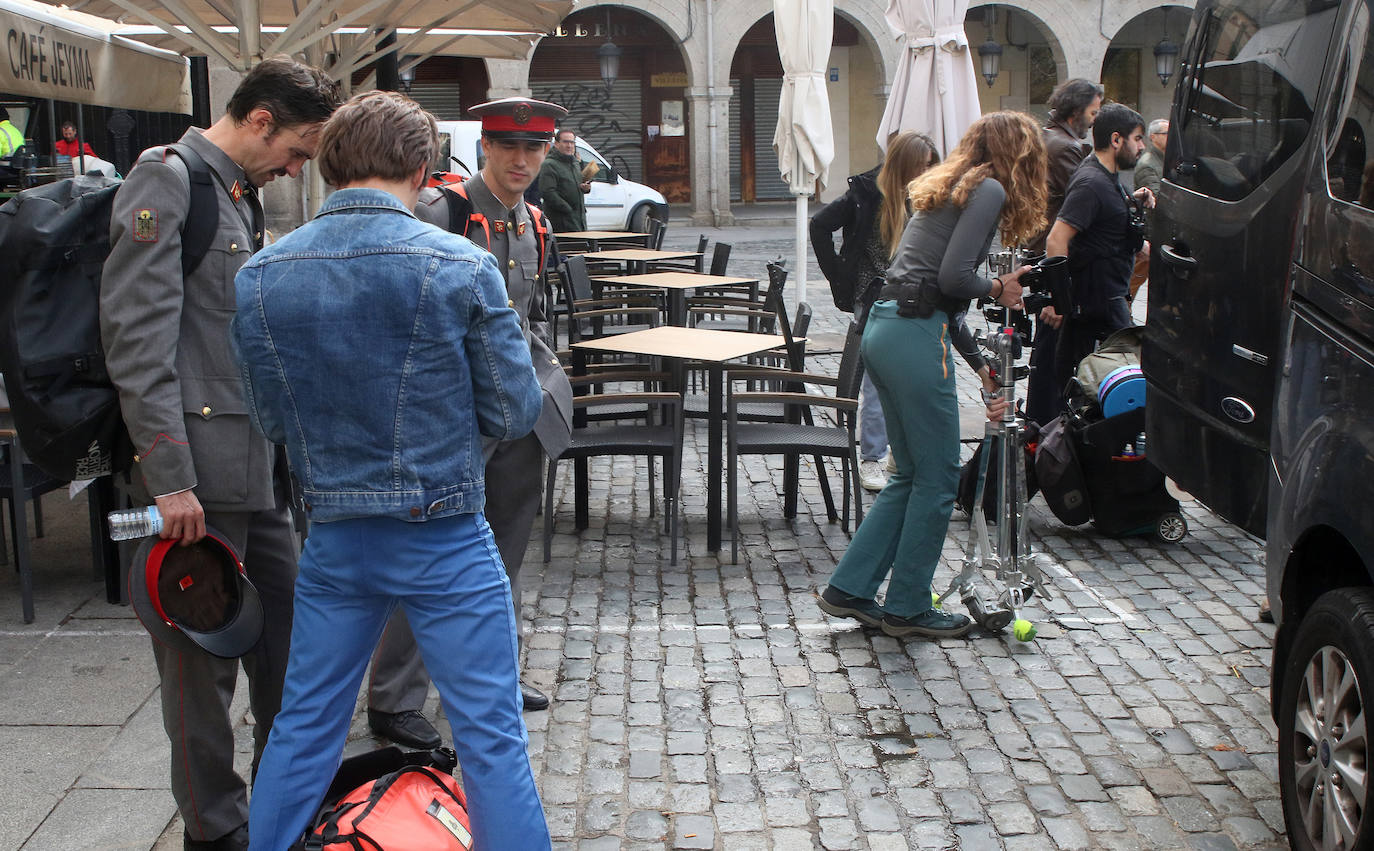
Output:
[55, 138, 96, 157]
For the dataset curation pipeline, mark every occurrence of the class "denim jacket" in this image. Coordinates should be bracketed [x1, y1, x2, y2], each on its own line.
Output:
[232, 188, 542, 523]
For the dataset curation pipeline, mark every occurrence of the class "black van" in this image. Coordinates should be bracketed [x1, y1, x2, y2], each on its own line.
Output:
[1145, 0, 1374, 845]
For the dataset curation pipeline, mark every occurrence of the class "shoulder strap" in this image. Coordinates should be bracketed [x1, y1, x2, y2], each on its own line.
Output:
[524, 201, 549, 272]
[165, 142, 218, 278]
[440, 183, 493, 247]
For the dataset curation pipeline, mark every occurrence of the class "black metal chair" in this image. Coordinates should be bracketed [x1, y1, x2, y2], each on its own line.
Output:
[0, 429, 66, 623]
[558, 255, 662, 347]
[647, 234, 708, 274]
[726, 322, 865, 563]
[544, 367, 684, 565]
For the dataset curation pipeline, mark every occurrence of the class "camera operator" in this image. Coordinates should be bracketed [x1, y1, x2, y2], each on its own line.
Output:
[1044, 103, 1155, 394]
[1025, 79, 1103, 426]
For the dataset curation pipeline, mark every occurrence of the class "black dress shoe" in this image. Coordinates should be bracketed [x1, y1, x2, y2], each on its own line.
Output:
[520, 681, 550, 711]
[184, 823, 248, 851]
[367, 708, 443, 749]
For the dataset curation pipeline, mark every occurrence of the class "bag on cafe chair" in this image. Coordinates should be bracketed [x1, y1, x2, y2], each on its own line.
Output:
[302, 746, 473, 850]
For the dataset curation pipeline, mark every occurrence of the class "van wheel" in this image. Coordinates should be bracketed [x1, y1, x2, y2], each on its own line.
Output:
[1156, 512, 1187, 543]
[629, 205, 653, 233]
[1278, 589, 1374, 851]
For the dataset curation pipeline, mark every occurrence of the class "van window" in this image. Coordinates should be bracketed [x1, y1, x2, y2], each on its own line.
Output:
[1172, 0, 1340, 201]
[1326, 1, 1373, 207]
[576, 144, 613, 183]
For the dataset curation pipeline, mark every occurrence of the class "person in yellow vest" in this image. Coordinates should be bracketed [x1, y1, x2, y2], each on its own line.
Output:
[0, 107, 25, 157]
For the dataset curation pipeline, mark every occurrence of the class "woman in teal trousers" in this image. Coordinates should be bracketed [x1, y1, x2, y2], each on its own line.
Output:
[819, 111, 1049, 638]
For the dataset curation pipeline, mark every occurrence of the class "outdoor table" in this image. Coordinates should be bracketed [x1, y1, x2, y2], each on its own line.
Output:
[571, 326, 788, 552]
[553, 230, 640, 252]
[581, 248, 702, 275]
[588, 271, 759, 326]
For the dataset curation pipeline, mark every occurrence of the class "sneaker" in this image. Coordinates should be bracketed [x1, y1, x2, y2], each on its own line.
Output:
[880, 608, 974, 638]
[886, 452, 897, 474]
[817, 586, 884, 627]
[859, 460, 887, 492]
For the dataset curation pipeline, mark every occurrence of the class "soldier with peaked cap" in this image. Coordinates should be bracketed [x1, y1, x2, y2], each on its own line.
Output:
[365, 97, 573, 750]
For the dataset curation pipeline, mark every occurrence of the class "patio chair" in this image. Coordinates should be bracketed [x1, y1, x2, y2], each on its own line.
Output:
[544, 367, 684, 565]
[647, 234, 708, 274]
[726, 322, 865, 563]
[558, 254, 662, 347]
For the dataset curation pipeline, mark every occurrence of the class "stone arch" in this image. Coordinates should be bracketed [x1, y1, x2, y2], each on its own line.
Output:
[966, 2, 1073, 113]
[1099, 4, 1193, 122]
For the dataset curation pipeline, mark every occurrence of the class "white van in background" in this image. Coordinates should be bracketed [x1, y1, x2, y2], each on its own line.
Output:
[434, 120, 669, 232]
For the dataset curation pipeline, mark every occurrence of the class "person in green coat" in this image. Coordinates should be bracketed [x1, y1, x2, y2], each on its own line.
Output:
[537, 128, 589, 232]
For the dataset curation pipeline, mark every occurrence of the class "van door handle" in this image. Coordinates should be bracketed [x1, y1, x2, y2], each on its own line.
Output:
[1160, 243, 1197, 276]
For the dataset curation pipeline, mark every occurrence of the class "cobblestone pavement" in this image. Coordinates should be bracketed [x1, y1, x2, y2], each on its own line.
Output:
[523, 226, 1281, 849]
[0, 223, 1280, 849]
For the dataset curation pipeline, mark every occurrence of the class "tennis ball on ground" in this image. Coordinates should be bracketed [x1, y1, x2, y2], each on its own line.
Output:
[1012, 619, 1037, 642]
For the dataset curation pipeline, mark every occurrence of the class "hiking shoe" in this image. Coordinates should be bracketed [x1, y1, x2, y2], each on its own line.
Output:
[818, 586, 884, 627]
[859, 460, 888, 492]
[881, 608, 973, 638]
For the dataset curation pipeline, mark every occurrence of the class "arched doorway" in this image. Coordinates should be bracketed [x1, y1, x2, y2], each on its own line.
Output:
[530, 6, 691, 202]
[728, 12, 868, 203]
[964, 4, 1067, 117]
[1100, 6, 1191, 124]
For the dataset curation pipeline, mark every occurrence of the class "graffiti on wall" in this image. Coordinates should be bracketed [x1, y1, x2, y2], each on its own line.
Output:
[532, 81, 642, 181]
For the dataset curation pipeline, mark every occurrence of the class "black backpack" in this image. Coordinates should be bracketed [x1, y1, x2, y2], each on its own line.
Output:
[0, 144, 218, 481]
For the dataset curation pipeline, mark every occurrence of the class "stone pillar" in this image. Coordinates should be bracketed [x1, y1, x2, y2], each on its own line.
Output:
[687, 85, 735, 227]
[485, 59, 532, 99]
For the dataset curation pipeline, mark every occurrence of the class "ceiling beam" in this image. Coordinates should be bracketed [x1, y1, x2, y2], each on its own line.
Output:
[100, 0, 241, 67]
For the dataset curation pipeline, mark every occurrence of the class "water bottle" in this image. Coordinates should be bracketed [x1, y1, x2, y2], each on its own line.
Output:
[108, 506, 163, 541]
[1135, 431, 1147, 456]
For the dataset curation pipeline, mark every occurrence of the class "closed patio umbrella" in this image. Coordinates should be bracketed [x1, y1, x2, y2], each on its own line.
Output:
[772, 0, 835, 305]
[875, 0, 981, 157]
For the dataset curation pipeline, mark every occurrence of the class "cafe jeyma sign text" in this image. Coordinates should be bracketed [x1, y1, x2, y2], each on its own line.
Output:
[7, 24, 96, 95]
[0, 8, 191, 114]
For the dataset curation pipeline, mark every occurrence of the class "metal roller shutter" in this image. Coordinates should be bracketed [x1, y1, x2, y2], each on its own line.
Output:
[408, 80, 464, 120]
[530, 80, 644, 184]
[752, 77, 790, 201]
[729, 79, 742, 201]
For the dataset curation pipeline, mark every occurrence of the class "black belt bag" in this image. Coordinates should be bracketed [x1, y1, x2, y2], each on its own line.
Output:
[879, 280, 963, 320]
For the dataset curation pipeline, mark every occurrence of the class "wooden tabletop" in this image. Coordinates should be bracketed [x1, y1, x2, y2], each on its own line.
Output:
[571, 326, 787, 362]
[582, 249, 703, 263]
[588, 271, 758, 290]
[554, 230, 637, 240]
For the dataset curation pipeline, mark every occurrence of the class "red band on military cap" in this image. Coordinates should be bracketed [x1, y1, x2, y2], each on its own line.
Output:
[482, 115, 556, 134]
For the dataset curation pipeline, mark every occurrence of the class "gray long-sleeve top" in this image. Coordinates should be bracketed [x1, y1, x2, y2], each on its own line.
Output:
[887, 177, 1005, 303]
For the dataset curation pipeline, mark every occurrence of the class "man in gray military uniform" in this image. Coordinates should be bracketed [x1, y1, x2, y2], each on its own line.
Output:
[365, 97, 573, 747]
[100, 57, 340, 851]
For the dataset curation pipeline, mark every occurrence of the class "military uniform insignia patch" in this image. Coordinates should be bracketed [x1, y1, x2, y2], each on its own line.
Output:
[230, 180, 243, 203]
[133, 209, 158, 242]
[494, 220, 506, 234]
[517, 222, 527, 236]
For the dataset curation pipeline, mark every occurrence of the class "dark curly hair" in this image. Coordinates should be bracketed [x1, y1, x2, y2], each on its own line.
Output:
[1047, 78, 1105, 124]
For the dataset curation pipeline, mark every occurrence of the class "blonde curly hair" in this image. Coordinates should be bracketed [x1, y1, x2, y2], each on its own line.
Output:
[907, 111, 1048, 247]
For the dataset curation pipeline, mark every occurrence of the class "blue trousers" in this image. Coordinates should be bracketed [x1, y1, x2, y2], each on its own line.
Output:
[859, 368, 889, 462]
[827, 303, 960, 616]
[247, 513, 550, 850]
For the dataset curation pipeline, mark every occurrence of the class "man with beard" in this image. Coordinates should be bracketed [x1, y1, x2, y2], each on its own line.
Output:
[1026, 78, 1102, 426]
[1047, 103, 1155, 391]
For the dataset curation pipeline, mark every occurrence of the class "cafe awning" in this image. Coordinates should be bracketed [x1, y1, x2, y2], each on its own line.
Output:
[1, 0, 191, 113]
[60, 0, 572, 74]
